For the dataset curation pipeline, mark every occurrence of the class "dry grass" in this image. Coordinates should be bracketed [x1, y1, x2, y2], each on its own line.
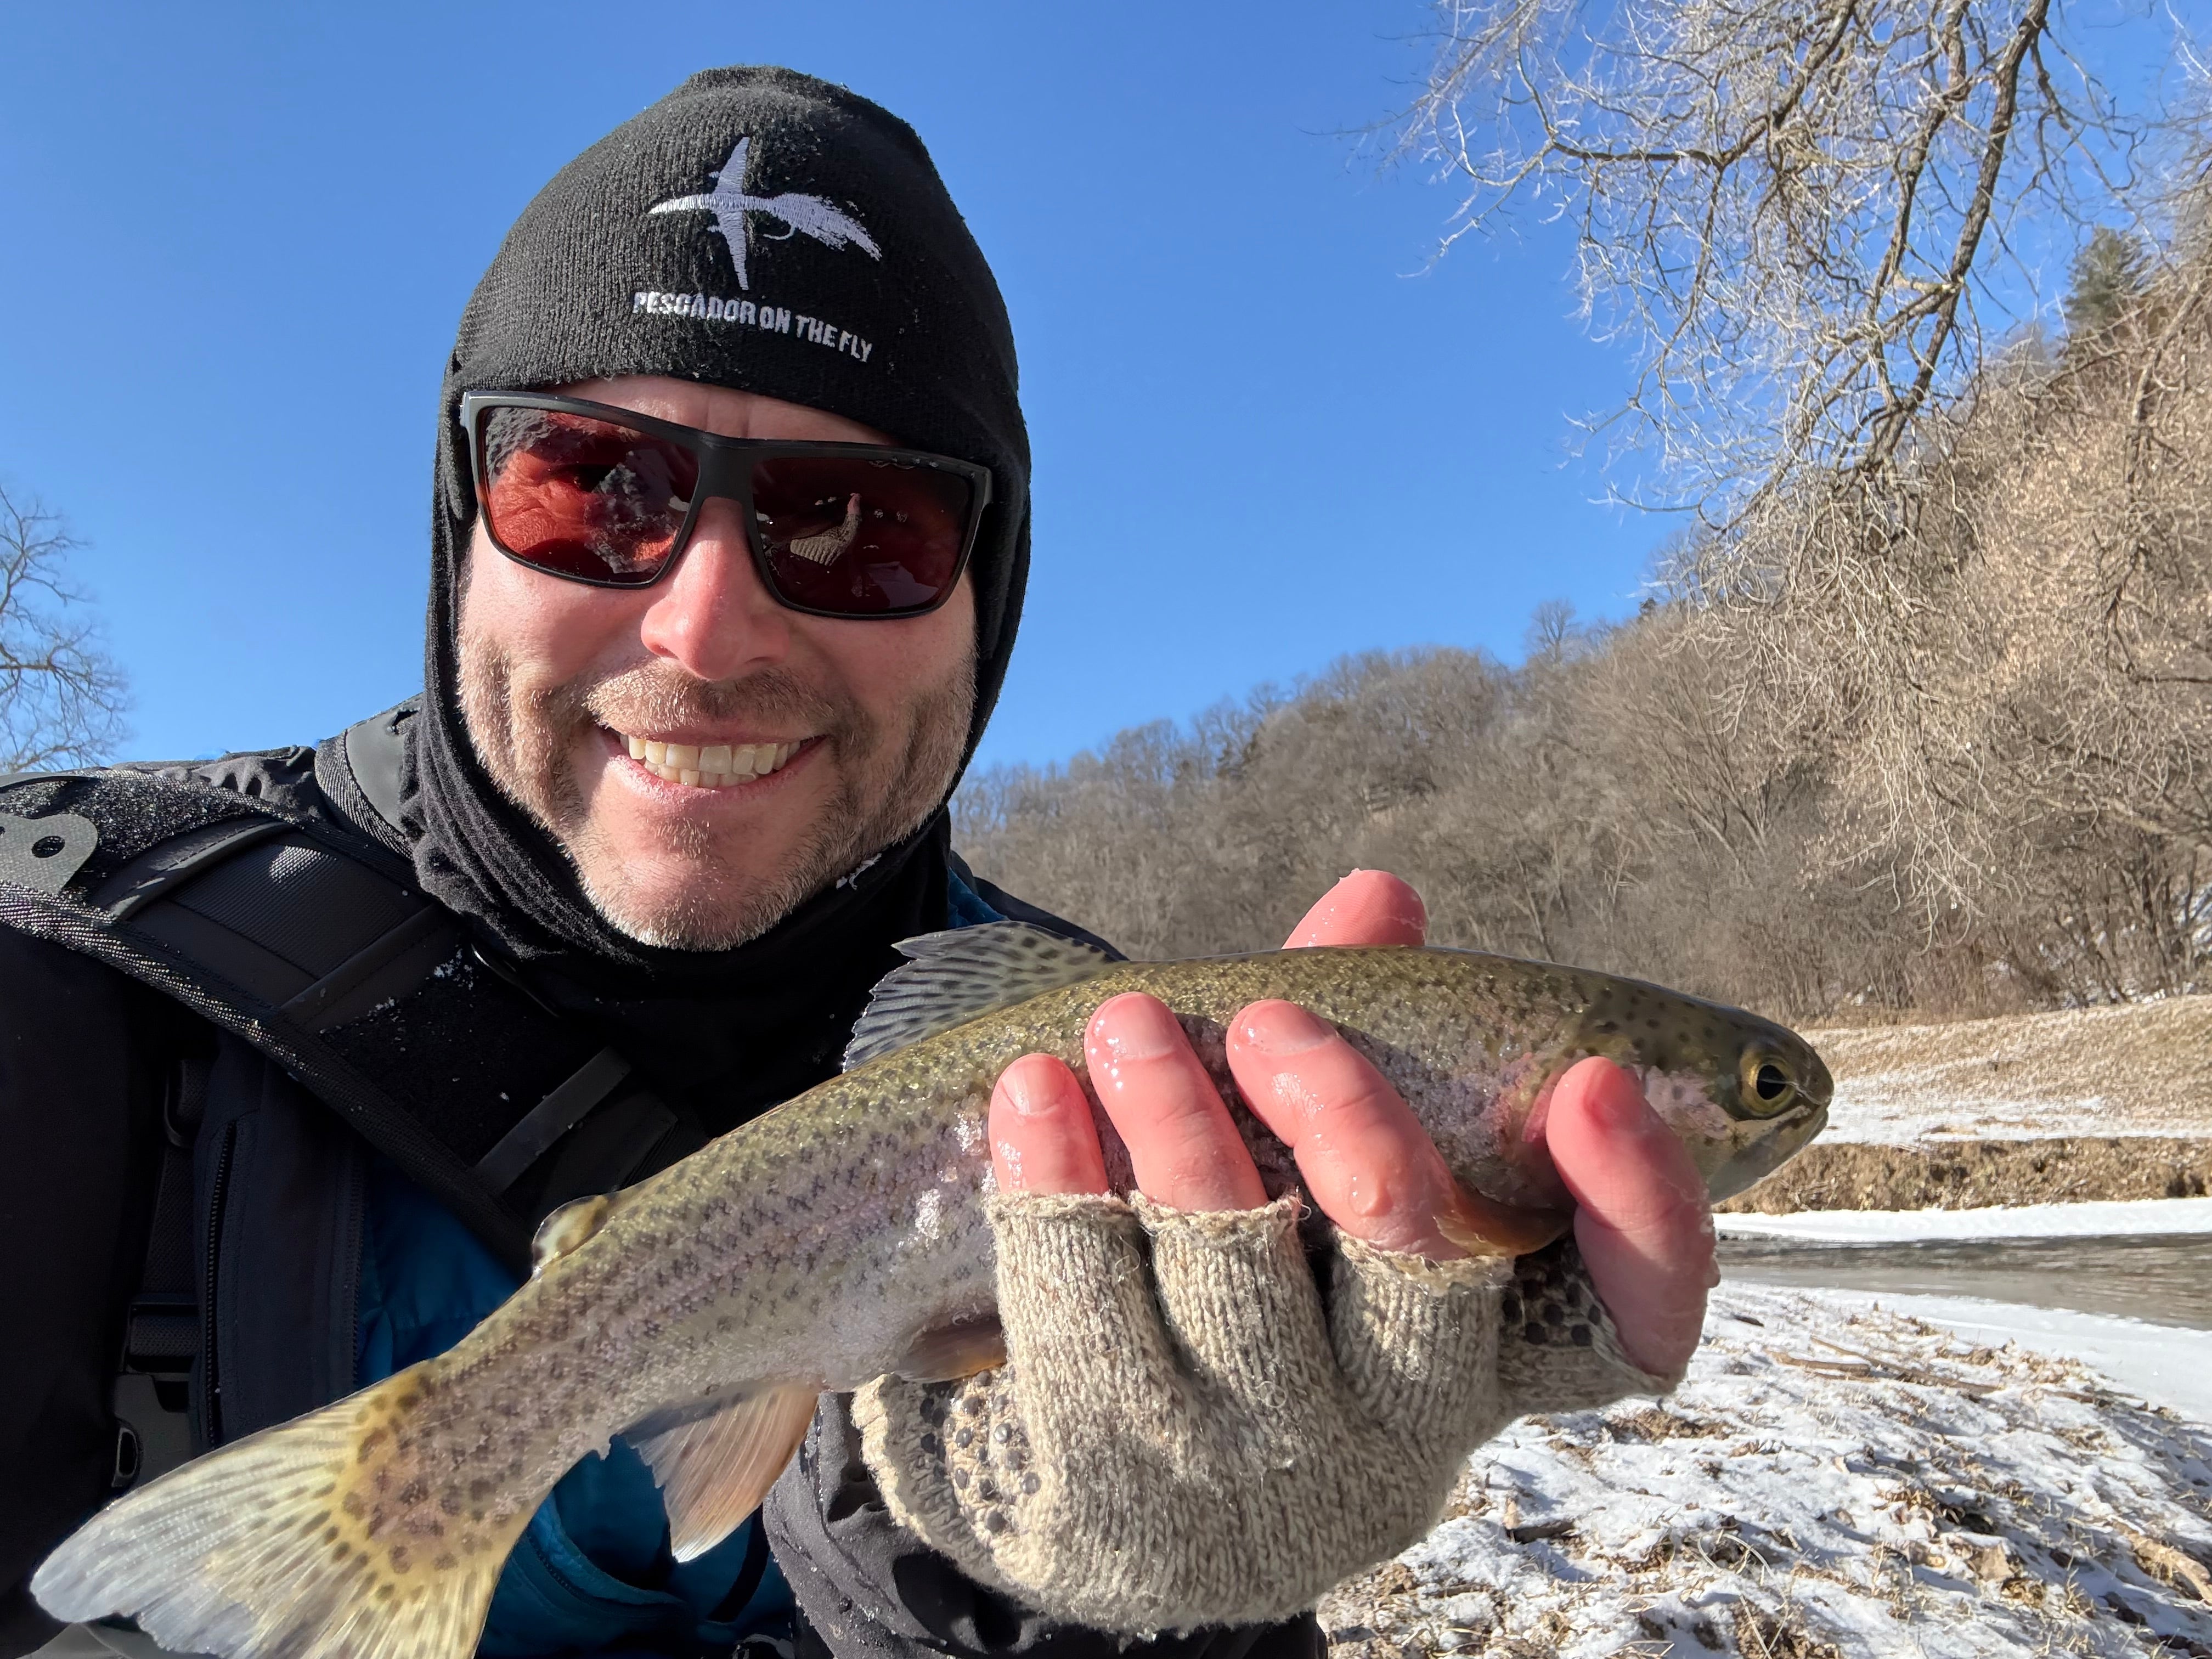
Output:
[1718, 1136, 2212, 1213]
[1319, 1286, 2212, 1657]
[1812, 995, 2212, 1143]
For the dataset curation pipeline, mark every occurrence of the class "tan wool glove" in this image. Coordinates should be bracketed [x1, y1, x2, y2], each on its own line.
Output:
[854, 1191, 1673, 1636]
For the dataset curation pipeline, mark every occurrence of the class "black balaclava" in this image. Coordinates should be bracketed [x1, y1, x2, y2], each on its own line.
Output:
[407, 67, 1029, 1120]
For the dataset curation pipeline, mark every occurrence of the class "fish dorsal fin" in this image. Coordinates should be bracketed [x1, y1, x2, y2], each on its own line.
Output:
[844, 922, 1118, 1070]
[625, 1383, 821, 1561]
[530, 1193, 616, 1278]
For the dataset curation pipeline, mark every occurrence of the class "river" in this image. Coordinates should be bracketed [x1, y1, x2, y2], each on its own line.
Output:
[1718, 1232, 2212, 1330]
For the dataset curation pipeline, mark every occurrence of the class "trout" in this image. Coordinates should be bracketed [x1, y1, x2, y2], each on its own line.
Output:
[35, 922, 1830, 1659]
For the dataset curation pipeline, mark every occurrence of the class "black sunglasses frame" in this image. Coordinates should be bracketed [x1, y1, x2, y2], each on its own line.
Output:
[459, 391, 995, 620]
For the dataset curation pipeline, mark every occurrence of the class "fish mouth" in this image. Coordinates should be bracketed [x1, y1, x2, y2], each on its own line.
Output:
[1706, 1104, 1828, 1203]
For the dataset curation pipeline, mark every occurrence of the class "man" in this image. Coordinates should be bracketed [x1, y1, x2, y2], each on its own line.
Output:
[0, 66, 1712, 1659]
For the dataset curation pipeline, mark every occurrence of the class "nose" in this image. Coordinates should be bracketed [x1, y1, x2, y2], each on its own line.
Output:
[636, 499, 794, 680]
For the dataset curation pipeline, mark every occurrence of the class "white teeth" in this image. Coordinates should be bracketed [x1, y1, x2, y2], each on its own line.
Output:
[621, 735, 804, 789]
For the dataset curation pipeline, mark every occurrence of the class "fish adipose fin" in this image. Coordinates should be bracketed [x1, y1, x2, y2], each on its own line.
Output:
[627, 1383, 820, 1562]
[845, 921, 1118, 1069]
[32, 1360, 534, 1659]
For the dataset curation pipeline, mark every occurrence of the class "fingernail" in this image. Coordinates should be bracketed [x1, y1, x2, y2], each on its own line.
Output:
[1576, 1057, 1648, 1131]
[1094, 995, 1182, 1062]
[1238, 1001, 1334, 1058]
[998, 1063, 1054, 1118]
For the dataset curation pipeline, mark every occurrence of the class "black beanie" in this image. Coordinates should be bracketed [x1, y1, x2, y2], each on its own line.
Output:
[433, 65, 1029, 707]
[407, 66, 1026, 995]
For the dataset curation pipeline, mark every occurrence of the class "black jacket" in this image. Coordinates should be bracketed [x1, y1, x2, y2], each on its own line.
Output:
[0, 721, 1321, 1659]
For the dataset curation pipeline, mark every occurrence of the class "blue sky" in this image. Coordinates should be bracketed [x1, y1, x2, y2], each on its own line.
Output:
[6, 2, 1697, 769]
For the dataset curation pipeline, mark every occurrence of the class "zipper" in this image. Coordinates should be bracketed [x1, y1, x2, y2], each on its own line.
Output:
[198, 1119, 239, 1449]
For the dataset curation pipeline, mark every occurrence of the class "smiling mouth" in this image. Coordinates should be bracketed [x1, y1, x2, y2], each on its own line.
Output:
[613, 731, 805, 789]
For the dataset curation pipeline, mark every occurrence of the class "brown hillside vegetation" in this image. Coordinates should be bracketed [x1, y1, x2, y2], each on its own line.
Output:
[1813, 997, 2212, 1141]
[957, 235, 2212, 1026]
[1728, 997, 2212, 1210]
[1721, 1137, 2212, 1214]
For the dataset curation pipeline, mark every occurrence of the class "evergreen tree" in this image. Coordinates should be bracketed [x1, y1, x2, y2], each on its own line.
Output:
[2064, 227, 2148, 335]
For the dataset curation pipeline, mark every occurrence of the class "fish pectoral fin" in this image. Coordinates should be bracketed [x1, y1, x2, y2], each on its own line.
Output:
[1436, 1187, 1572, 1258]
[895, 1314, 1008, 1383]
[844, 921, 1119, 1069]
[31, 1359, 531, 1659]
[627, 1383, 821, 1562]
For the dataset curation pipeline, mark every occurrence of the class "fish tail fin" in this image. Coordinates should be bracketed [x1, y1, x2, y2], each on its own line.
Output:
[33, 1359, 541, 1659]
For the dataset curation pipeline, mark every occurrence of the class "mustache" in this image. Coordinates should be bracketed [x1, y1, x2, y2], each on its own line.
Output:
[565, 662, 866, 741]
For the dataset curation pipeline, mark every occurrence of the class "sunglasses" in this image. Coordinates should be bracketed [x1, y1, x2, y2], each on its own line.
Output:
[459, 392, 992, 619]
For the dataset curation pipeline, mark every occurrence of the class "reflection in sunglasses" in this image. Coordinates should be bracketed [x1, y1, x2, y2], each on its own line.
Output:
[787, 495, 862, 566]
[467, 394, 988, 614]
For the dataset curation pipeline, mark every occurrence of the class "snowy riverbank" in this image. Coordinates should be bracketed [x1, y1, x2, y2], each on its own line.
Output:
[1322, 1285, 2212, 1658]
[1812, 996, 2212, 1145]
[1715, 1194, 2212, 1242]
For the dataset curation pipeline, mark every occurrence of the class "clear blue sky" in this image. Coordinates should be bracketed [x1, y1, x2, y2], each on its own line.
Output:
[2, 1, 1667, 771]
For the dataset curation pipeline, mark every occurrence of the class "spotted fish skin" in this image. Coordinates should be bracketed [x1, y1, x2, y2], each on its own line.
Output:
[32, 940, 1828, 1659]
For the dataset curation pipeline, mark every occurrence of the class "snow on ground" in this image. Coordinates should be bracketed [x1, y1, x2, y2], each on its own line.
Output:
[1815, 996, 2212, 1144]
[1716, 1195, 2212, 1243]
[1321, 1285, 2212, 1658]
[1816, 1289, 2212, 1429]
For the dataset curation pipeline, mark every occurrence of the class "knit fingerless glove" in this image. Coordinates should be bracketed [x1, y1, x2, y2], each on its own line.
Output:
[855, 1192, 1672, 1635]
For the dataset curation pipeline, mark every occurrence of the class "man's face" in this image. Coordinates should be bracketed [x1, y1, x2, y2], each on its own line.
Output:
[457, 375, 978, 950]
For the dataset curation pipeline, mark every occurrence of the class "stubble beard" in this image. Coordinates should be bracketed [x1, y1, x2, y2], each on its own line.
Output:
[457, 632, 975, 952]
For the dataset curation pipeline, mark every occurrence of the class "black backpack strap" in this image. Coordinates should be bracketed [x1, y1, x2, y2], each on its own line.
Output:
[109, 1043, 211, 1493]
[0, 751, 536, 1268]
[120, 1046, 207, 1389]
[318, 698, 414, 860]
[0, 712, 712, 1269]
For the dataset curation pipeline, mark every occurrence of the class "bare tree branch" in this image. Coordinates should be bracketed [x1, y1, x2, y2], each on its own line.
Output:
[0, 484, 129, 772]
[1395, 0, 2142, 520]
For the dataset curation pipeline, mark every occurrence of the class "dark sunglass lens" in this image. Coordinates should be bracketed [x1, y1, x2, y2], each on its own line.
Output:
[478, 407, 698, 584]
[751, 456, 972, 615]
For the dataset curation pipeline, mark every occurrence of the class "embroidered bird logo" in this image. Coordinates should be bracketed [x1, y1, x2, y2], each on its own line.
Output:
[648, 137, 881, 290]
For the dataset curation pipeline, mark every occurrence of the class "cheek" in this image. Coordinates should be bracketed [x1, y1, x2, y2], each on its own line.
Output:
[804, 583, 977, 718]
[460, 531, 644, 687]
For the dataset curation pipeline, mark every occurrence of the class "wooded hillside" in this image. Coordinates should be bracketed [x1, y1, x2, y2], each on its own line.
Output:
[956, 232, 2210, 1023]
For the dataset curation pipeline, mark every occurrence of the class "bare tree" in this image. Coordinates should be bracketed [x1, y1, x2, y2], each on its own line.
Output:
[0, 484, 129, 772]
[1384, 0, 2212, 953]
[1396, 0, 2144, 520]
[956, 12, 2208, 1009]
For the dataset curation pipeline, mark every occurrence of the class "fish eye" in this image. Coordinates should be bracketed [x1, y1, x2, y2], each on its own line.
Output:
[1740, 1051, 1798, 1116]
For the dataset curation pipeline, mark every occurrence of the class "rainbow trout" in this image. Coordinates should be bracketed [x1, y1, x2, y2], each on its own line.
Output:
[35, 922, 1830, 1659]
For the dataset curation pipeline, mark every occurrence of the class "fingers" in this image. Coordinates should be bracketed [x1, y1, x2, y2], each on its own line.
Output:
[1228, 1000, 1552, 1259]
[990, 1054, 1109, 1196]
[991, 869, 1435, 1218]
[1283, 870, 1427, 949]
[1266, 874, 1567, 1255]
[1543, 1056, 1717, 1376]
[1085, 994, 1269, 1211]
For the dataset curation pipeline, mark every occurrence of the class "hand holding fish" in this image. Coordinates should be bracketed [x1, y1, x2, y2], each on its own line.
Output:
[850, 871, 1717, 1632]
[990, 869, 1719, 1374]
[34, 876, 1827, 1659]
